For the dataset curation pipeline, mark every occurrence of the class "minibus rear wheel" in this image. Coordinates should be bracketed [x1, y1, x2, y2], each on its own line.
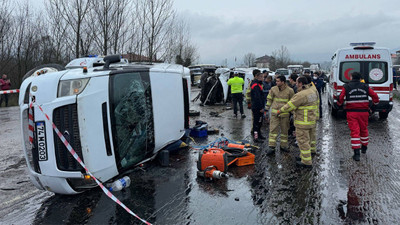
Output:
[22, 64, 66, 81]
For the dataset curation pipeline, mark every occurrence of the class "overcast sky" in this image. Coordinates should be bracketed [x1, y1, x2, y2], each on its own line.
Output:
[174, 0, 400, 67]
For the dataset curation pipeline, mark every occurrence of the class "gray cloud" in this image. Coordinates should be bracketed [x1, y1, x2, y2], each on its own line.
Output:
[182, 8, 400, 66]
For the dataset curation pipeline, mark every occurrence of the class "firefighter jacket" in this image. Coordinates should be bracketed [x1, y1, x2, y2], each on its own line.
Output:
[265, 84, 294, 117]
[250, 79, 264, 111]
[337, 80, 379, 111]
[309, 83, 320, 120]
[279, 85, 318, 129]
[227, 76, 244, 94]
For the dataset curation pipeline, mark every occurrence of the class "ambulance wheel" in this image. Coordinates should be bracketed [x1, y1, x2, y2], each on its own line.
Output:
[189, 110, 200, 116]
[379, 112, 389, 119]
[331, 107, 338, 117]
[22, 64, 66, 81]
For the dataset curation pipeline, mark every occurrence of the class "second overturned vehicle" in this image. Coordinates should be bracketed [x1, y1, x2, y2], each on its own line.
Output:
[19, 55, 191, 194]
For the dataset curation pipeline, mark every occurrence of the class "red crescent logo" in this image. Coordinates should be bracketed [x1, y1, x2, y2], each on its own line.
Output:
[344, 68, 353, 80]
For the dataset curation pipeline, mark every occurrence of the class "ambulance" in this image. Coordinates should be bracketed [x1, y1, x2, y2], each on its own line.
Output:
[327, 42, 394, 119]
[19, 55, 191, 194]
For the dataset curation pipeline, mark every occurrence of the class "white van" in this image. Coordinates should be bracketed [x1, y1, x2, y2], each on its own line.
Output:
[275, 68, 293, 80]
[287, 65, 303, 74]
[19, 55, 191, 194]
[327, 42, 394, 118]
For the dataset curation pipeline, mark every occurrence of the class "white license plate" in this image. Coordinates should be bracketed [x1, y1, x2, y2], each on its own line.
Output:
[36, 121, 48, 161]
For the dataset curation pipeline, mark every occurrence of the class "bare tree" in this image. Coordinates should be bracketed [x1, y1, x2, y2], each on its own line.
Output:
[47, 0, 92, 58]
[141, 0, 175, 62]
[0, 0, 15, 73]
[90, 0, 132, 55]
[243, 53, 256, 67]
[272, 45, 290, 69]
[302, 61, 311, 68]
[165, 18, 198, 66]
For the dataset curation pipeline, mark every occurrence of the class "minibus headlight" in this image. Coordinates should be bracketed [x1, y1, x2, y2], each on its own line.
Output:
[58, 78, 90, 97]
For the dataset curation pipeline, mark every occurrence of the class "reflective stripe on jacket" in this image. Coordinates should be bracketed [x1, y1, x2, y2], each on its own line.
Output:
[280, 85, 318, 129]
[308, 83, 320, 119]
[265, 84, 294, 117]
[227, 76, 244, 94]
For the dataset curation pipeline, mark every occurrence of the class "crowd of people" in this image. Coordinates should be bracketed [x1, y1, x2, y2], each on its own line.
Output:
[227, 69, 379, 168]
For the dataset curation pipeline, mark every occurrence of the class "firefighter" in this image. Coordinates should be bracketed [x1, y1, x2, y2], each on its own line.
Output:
[304, 74, 320, 154]
[337, 72, 379, 161]
[250, 69, 266, 142]
[278, 76, 318, 168]
[227, 71, 246, 118]
[265, 75, 294, 155]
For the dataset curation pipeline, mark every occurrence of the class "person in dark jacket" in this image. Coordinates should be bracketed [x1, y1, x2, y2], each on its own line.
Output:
[251, 69, 265, 142]
[337, 72, 379, 161]
[312, 72, 324, 118]
[0, 74, 11, 107]
[289, 73, 298, 93]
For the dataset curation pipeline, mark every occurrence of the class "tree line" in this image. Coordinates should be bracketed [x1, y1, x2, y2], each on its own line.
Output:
[0, 0, 198, 88]
[242, 46, 318, 71]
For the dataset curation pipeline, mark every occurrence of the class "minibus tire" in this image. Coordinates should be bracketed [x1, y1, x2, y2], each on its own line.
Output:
[379, 111, 389, 119]
[331, 107, 338, 117]
[22, 64, 66, 81]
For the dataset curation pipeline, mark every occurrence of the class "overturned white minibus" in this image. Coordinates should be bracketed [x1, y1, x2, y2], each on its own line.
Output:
[19, 55, 191, 194]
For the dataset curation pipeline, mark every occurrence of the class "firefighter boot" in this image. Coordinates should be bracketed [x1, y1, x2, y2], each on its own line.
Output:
[266, 146, 275, 156]
[361, 145, 367, 154]
[353, 149, 361, 161]
[296, 161, 312, 168]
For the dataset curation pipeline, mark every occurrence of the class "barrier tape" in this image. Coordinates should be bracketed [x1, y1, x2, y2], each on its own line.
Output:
[0, 89, 19, 94]
[31, 101, 152, 225]
[28, 101, 34, 145]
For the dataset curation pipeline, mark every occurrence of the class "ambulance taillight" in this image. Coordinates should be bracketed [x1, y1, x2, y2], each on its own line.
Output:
[389, 83, 393, 102]
[333, 82, 338, 99]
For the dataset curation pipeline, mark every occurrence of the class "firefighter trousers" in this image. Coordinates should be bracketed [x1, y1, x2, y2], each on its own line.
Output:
[268, 115, 290, 148]
[296, 127, 316, 166]
[347, 111, 369, 149]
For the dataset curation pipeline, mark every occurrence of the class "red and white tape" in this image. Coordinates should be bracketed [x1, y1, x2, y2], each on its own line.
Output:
[28, 101, 34, 144]
[0, 89, 19, 94]
[32, 101, 152, 225]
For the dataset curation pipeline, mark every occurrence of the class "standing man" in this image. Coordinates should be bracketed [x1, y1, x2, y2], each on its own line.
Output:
[278, 76, 319, 168]
[0, 74, 11, 107]
[251, 69, 266, 142]
[289, 73, 298, 93]
[265, 75, 294, 155]
[337, 72, 379, 161]
[228, 71, 246, 118]
[312, 72, 324, 118]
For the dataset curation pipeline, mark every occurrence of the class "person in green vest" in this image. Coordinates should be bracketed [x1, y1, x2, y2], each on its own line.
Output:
[228, 71, 246, 118]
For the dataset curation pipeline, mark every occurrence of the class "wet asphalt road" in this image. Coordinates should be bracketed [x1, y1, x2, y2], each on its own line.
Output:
[1, 89, 400, 224]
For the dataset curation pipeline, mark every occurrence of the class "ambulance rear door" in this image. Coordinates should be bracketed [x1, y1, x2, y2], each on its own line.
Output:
[337, 48, 393, 113]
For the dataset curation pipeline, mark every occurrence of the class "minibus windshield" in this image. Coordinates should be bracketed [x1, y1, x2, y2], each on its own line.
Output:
[109, 72, 154, 171]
